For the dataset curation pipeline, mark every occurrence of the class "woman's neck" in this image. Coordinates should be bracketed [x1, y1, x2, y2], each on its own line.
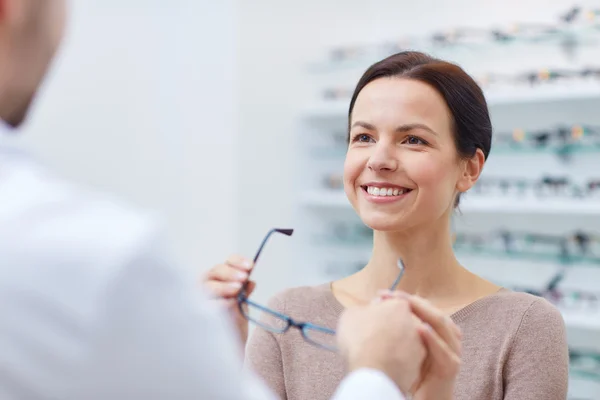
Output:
[348, 220, 470, 301]
[333, 219, 501, 312]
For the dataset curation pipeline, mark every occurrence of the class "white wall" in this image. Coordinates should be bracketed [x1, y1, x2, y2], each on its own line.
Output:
[7, 0, 238, 272]
[236, 0, 600, 303]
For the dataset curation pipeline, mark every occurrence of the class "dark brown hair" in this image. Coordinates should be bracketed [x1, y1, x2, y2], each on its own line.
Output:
[347, 51, 492, 207]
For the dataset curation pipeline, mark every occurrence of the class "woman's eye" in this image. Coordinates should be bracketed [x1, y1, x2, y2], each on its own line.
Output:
[405, 136, 426, 145]
[353, 134, 373, 143]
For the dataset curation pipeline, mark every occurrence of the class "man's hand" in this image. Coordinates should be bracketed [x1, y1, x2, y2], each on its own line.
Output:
[336, 297, 427, 396]
[379, 291, 462, 400]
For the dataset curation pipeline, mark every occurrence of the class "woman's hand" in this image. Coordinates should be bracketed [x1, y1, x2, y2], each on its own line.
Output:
[202, 255, 256, 345]
[378, 291, 462, 400]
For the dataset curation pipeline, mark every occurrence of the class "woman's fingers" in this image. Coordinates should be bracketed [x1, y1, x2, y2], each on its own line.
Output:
[202, 255, 256, 299]
[225, 255, 255, 271]
[205, 279, 256, 298]
[206, 262, 252, 283]
[410, 296, 461, 356]
[418, 323, 461, 378]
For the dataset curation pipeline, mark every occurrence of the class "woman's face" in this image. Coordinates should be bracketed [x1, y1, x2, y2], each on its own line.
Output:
[344, 77, 475, 232]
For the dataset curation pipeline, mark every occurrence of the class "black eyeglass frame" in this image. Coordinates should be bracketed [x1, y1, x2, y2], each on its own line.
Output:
[237, 228, 405, 352]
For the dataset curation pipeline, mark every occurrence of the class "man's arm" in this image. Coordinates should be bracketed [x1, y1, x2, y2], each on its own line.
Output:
[64, 225, 277, 399]
[64, 225, 404, 400]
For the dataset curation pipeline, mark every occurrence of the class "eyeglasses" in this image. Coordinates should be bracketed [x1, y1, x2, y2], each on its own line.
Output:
[478, 67, 600, 88]
[237, 228, 405, 352]
[453, 229, 600, 265]
[472, 176, 600, 199]
[319, 6, 600, 67]
[491, 125, 600, 157]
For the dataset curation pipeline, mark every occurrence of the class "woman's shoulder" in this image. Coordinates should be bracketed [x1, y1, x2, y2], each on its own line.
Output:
[457, 288, 566, 339]
[488, 288, 563, 320]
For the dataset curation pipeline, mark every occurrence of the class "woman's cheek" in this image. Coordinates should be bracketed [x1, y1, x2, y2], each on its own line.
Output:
[404, 154, 445, 187]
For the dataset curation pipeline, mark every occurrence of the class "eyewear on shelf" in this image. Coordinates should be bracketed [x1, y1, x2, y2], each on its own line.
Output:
[478, 67, 600, 87]
[514, 283, 599, 311]
[493, 125, 600, 148]
[237, 228, 406, 352]
[326, 6, 599, 58]
[322, 6, 600, 65]
[472, 176, 600, 198]
[561, 6, 600, 24]
[453, 229, 600, 264]
[323, 66, 600, 101]
[569, 350, 600, 381]
[427, 23, 565, 46]
[454, 229, 600, 250]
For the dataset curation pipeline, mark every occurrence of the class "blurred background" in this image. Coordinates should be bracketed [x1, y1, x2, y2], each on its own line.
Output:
[5, 0, 600, 398]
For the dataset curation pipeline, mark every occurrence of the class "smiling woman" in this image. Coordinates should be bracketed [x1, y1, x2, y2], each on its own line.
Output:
[244, 51, 569, 400]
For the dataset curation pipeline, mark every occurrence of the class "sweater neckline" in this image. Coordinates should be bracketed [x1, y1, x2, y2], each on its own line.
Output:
[319, 282, 509, 323]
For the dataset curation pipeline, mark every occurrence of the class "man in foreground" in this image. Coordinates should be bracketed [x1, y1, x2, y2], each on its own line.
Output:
[0, 1, 460, 399]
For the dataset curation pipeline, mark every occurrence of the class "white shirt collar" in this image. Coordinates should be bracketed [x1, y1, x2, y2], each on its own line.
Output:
[0, 119, 14, 136]
[0, 119, 31, 160]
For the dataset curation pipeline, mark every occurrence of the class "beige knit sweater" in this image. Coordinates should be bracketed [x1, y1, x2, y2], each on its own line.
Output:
[246, 285, 569, 400]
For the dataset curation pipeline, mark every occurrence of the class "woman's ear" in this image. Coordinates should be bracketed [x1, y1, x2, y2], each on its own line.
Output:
[456, 149, 485, 193]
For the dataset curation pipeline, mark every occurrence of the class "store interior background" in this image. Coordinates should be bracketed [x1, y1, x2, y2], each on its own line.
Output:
[4, 0, 600, 398]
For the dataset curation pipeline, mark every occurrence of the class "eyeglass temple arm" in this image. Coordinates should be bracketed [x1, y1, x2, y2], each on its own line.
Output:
[389, 259, 405, 291]
[240, 228, 294, 295]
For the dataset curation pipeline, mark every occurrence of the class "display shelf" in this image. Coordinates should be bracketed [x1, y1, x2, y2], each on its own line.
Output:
[564, 309, 600, 334]
[306, 22, 600, 74]
[454, 248, 600, 266]
[564, 309, 600, 354]
[303, 83, 600, 119]
[300, 189, 600, 216]
[569, 376, 600, 400]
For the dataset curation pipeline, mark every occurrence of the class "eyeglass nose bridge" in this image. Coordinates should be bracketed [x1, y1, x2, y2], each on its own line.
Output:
[238, 296, 338, 351]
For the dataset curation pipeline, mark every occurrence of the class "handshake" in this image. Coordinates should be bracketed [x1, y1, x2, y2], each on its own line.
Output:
[204, 256, 462, 399]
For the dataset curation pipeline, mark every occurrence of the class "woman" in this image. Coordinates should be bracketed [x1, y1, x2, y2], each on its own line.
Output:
[205, 51, 569, 399]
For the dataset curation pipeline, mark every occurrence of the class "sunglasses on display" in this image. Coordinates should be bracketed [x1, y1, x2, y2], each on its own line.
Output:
[237, 228, 405, 352]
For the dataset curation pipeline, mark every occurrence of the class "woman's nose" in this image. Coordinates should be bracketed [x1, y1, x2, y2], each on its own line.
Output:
[367, 145, 398, 172]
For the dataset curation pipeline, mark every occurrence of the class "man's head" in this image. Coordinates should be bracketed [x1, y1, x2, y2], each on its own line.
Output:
[0, 0, 67, 127]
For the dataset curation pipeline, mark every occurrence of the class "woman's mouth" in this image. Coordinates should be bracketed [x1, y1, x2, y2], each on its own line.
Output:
[362, 185, 413, 197]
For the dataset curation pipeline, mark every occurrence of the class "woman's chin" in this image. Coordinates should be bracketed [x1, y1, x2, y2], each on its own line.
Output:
[361, 215, 409, 232]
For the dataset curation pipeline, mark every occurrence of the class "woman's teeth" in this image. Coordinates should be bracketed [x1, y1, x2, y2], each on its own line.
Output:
[366, 186, 410, 196]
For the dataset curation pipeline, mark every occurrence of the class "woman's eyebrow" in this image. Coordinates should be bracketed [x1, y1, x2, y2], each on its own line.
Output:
[351, 121, 438, 136]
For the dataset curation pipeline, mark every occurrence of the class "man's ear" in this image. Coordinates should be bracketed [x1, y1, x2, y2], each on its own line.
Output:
[456, 149, 485, 193]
